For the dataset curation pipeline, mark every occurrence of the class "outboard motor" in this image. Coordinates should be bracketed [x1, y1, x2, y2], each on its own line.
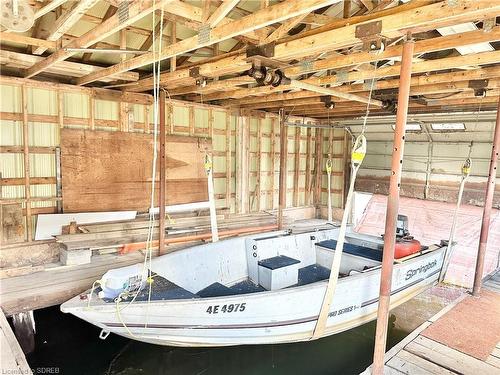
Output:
[394, 215, 423, 259]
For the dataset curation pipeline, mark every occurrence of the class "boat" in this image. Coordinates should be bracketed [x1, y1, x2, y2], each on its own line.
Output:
[61, 219, 446, 347]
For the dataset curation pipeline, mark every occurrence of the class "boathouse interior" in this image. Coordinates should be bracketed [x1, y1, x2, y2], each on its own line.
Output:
[0, 0, 499, 374]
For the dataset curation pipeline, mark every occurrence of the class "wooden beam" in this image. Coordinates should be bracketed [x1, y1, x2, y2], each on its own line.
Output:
[284, 25, 500, 76]
[277, 111, 287, 229]
[0, 50, 139, 82]
[0, 32, 57, 49]
[128, 0, 500, 93]
[159, 90, 166, 255]
[34, 0, 68, 20]
[263, 12, 311, 43]
[24, 0, 172, 79]
[73, 0, 343, 86]
[140, 19, 166, 51]
[202, 50, 500, 102]
[33, 0, 99, 55]
[21, 86, 32, 242]
[207, 0, 240, 27]
[82, 5, 117, 63]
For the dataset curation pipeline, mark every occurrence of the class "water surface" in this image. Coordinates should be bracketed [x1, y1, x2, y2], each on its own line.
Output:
[27, 306, 406, 375]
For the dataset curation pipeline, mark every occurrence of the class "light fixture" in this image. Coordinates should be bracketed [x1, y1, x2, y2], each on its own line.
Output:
[391, 123, 421, 131]
[431, 123, 466, 131]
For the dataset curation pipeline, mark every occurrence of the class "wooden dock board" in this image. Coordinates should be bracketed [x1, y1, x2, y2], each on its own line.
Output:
[362, 268, 500, 374]
[0, 252, 148, 316]
[0, 309, 32, 374]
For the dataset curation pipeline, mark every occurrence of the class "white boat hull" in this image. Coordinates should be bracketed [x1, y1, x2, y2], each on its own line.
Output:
[61, 229, 445, 347]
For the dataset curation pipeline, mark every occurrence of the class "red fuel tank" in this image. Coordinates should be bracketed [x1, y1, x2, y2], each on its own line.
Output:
[394, 239, 422, 259]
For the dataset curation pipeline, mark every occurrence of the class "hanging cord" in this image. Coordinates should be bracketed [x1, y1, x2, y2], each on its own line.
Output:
[439, 98, 483, 282]
[311, 60, 378, 340]
[111, 0, 166, 337]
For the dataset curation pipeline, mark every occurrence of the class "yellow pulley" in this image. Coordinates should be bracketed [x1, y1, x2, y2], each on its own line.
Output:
[204, 154, 212, 174]
[351, 134, 367, 167]
[326, 159, 333, 174]
[462, 157, 471, 177]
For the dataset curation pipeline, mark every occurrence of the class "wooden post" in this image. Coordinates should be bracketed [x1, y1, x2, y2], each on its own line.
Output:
[170, 21, 177, 72]
[278, 110, 288, 229]
[293, 126, 300, 207]
[256, 118, 262, 211]
[21, 85, 32, 242]
[472, 98, 500, 296]
[89, 95, 95, 130]
[314, 129, 323, 212]
[236, 114, 250, 214]
[12, 311, 35, 354]
[225, 112, 232, 210]
[159, 90, 166, 255]
[305, 127, 312, 205]
[372, 37, 415, 375]
[270, 117, 277, 209]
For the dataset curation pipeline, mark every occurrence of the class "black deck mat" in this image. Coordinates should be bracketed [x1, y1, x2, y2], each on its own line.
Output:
[298, 264, 331, 285]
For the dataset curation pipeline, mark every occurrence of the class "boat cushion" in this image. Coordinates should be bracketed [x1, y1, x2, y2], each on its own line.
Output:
[197, 282, 234, 298]
[230, 279, 266, 294]
[133, 276, 198, 301]
[298, 264, 331, 285]
[317, 239, 383, 262]
[258, 255, 301, 270]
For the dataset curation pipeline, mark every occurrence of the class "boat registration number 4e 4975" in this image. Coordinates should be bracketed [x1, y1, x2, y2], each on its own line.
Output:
[206, 303, 246, 314]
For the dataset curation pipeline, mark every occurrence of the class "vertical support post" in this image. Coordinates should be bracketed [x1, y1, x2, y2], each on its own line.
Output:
[21, 85, 32, 242]
[278, 110, 288, 229]
[255, 118, 263, 212]
[270, 118, 277, 209]
[89, 95, 95, 131]
[472, 98, 500, 296]
[314, 129, 323, 213]
[293, 126, 301, 207]
[159, 90, 166, 255]
[55, 147, 62, 213]
[225, 112, 232, 210]
[305, 128, 312, 205]
[170, 21, 177, 72]
[372, 37, 415, 375]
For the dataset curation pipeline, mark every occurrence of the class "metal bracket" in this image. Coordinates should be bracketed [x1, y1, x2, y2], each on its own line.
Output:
[246, 42, 275, 59]
[117, 1, 129, 24]
[355, 21, 385, 52]
[189, 67, 200, 78]
[198, 24, 211, 44]
[469, 79, 489, 97]
[468, 79, 489, 89]
[483, 18, 496, 33]
[363, 78, 378, 91]
[300, 60, 314, 73]
[336, 70, 348, 84]
[320, 96, 334, 109]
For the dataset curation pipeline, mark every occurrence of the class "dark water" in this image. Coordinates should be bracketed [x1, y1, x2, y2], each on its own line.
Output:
[26, 306, 407, 375]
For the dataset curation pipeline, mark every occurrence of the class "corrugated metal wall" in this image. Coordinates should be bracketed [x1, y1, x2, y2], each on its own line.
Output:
[1, 79, 347, 242]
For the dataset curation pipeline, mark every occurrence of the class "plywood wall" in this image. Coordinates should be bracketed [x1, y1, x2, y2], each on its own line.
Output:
[0, 77, 347, 242]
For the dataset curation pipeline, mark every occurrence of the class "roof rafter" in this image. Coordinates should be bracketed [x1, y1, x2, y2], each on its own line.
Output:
[74, 0, 343, 86]
[24, 0, 173, 79]
[33, 0, 99, 55]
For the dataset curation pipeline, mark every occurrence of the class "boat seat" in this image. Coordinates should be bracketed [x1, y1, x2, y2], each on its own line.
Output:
[133, 276, 198, 301]
[230, 279, 266, 294]
[258, 255, 301, 291]
[316, 239, 383, 262]
[197, 282, 234, 298]
[298, 264, 331, 286]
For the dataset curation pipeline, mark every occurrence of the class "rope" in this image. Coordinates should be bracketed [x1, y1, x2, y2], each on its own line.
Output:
[311, 60, 379, 340]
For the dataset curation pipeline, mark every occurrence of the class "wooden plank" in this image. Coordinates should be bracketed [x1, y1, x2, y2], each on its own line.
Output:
[225, 113, 232, 209]
[60, 129, 210, 212]
[305, 128, 312, 205]
[24, 0, 171, 78]
[33, 0, 99, 55]
[386, 354, 435, 375]
[0, 50, 139, 82]
[73, 0, 342, 85]
[396, 350, 457, 375]
[0, 32, 57, 49]
[293, 126, 301, 207]
[486, 354, 500, 369]
[1, 204, 24, 244]
[21, 86, 31, 242]
[406, 336, 499, 375]
[0, 310, 32, 375]
[207, 0, 241, 27]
